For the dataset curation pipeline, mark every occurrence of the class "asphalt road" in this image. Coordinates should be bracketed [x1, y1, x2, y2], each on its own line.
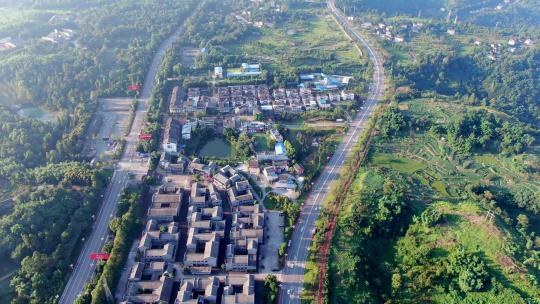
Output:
[59, 4, 203, 303]
[278, 1, 386, 303]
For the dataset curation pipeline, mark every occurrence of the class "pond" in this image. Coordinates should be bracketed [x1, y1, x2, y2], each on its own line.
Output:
[17, 107, 57, 123]
[199, 137, 231, 158]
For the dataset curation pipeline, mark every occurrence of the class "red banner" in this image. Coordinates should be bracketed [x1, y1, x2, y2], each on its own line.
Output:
[139, 134, 152, 140]
[90, 253, 111, 260]
[128, 85, 141, 91]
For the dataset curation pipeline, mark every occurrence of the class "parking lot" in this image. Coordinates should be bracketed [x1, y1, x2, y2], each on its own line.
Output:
[83, 98, 133, 159]
[260, 210, 284, 273]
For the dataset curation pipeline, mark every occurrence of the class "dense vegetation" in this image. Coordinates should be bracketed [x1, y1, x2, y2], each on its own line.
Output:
[302, 0, 540, 302]
[0, 0, 198, 302]
[0, 0, 196, 185]
[0, 163, 109, 304]
[394, 50, 540, 123]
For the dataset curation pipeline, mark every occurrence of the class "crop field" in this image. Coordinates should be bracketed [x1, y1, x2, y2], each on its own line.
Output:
[368, 99, 540, 199]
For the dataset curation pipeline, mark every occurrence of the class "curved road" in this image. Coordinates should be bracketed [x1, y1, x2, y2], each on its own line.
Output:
[59, 3, 204, 303]
[279, 1, 386, 303]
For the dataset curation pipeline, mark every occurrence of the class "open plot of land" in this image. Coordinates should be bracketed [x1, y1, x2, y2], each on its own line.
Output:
[180, 47, 202, 68]
[260, 211, 284, 273]
[83, 98, 132, 159]
[226, 10, 368, 78]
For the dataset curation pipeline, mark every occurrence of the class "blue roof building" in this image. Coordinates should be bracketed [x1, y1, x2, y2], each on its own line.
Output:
[275, 142, 285, 155]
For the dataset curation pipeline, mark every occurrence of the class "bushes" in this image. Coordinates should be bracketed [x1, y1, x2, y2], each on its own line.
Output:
[264, 275, 279, 304]
[378, 103, 407, 137]
[448, 247, 490, 292]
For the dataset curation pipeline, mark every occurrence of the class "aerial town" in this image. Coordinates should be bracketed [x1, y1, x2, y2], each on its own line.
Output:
[117, 62, 346, 302]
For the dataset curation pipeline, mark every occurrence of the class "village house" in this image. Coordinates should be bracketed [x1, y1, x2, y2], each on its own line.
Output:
[125, 276, 174, 304]
[138, 220, 179, 262]
[228, 180, 255, 207]
[248, 160, 260, 175]
[176, 276, 220, 303]
[162, 117, 181, 154]
[148, 191, 181, 222]
[222, 274, 255, 304]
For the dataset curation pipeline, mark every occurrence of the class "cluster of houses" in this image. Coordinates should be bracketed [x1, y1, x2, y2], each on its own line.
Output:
[176, 274, 255, 304]
[487, 37, 535, 60]
[169, 84, 355, 117]
[359, 17, 536, 62]
[41, 28, 76, 44]
[272, 87, 355, 113]
[183, 162, 264, 274]
[123, 187, 180, 303]
[361, 21, 420, 43]
[122, 161, 262, 303]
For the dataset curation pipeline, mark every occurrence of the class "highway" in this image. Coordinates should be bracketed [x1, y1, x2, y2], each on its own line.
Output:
[59, 3, 203, 303]
[278, 1, 386, 303]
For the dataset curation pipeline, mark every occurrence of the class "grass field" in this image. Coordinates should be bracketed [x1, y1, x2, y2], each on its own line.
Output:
[226, 7, 368, 79]
[252, 133, 271, 152]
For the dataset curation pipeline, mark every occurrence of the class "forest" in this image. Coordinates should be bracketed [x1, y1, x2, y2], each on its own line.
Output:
[0, 0, 197, 302]
[0, 163, 110, 303]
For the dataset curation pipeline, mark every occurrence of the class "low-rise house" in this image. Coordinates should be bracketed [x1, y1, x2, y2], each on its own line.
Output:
[228, 180, 255, 206]
[213, 165, 241, 189]
[126, 276, 174, 304]
[189, 182, 222, 208]
[214, 66, 224, 78]
[182, 123, 192, 140]
[275, 174, 296, 190]
[231, 205, 264, 238]
[248, 160, 260, 175]
[0, 37, 16, 51]
[129, 261, 171, 282]
[269, 128, 283, 142]
[169, 86, 182, 114]
[225, 239, 258, 272]
[176, 276, 220, 304]
[263, 166, 278, 183]
[148, 192, 181, 221]
[293, 163, 305, 175]
[188, 159, 217, 176]
[41, 28, 75, 43]
[222, 274, 255, 304]
[162, 117, 181, 154]
[183, 231, 221, 272]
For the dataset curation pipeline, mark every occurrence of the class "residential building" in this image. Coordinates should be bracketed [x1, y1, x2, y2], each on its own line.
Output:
[148, 192, 181, 222]
[222, 275, 255, 304]
[125, 276, 174, 304]
[248, 160, 260, 175]
[263, 166, 278, 183]
[162, 117, 181, 154]
[214, 66, 224, 78]
[176, 277, 220, 304]
[228, 180, 255, 207]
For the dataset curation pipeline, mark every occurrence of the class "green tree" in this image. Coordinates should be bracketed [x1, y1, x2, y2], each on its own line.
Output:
[284, 140, 296, 160]
[264, 275, 279, 304]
